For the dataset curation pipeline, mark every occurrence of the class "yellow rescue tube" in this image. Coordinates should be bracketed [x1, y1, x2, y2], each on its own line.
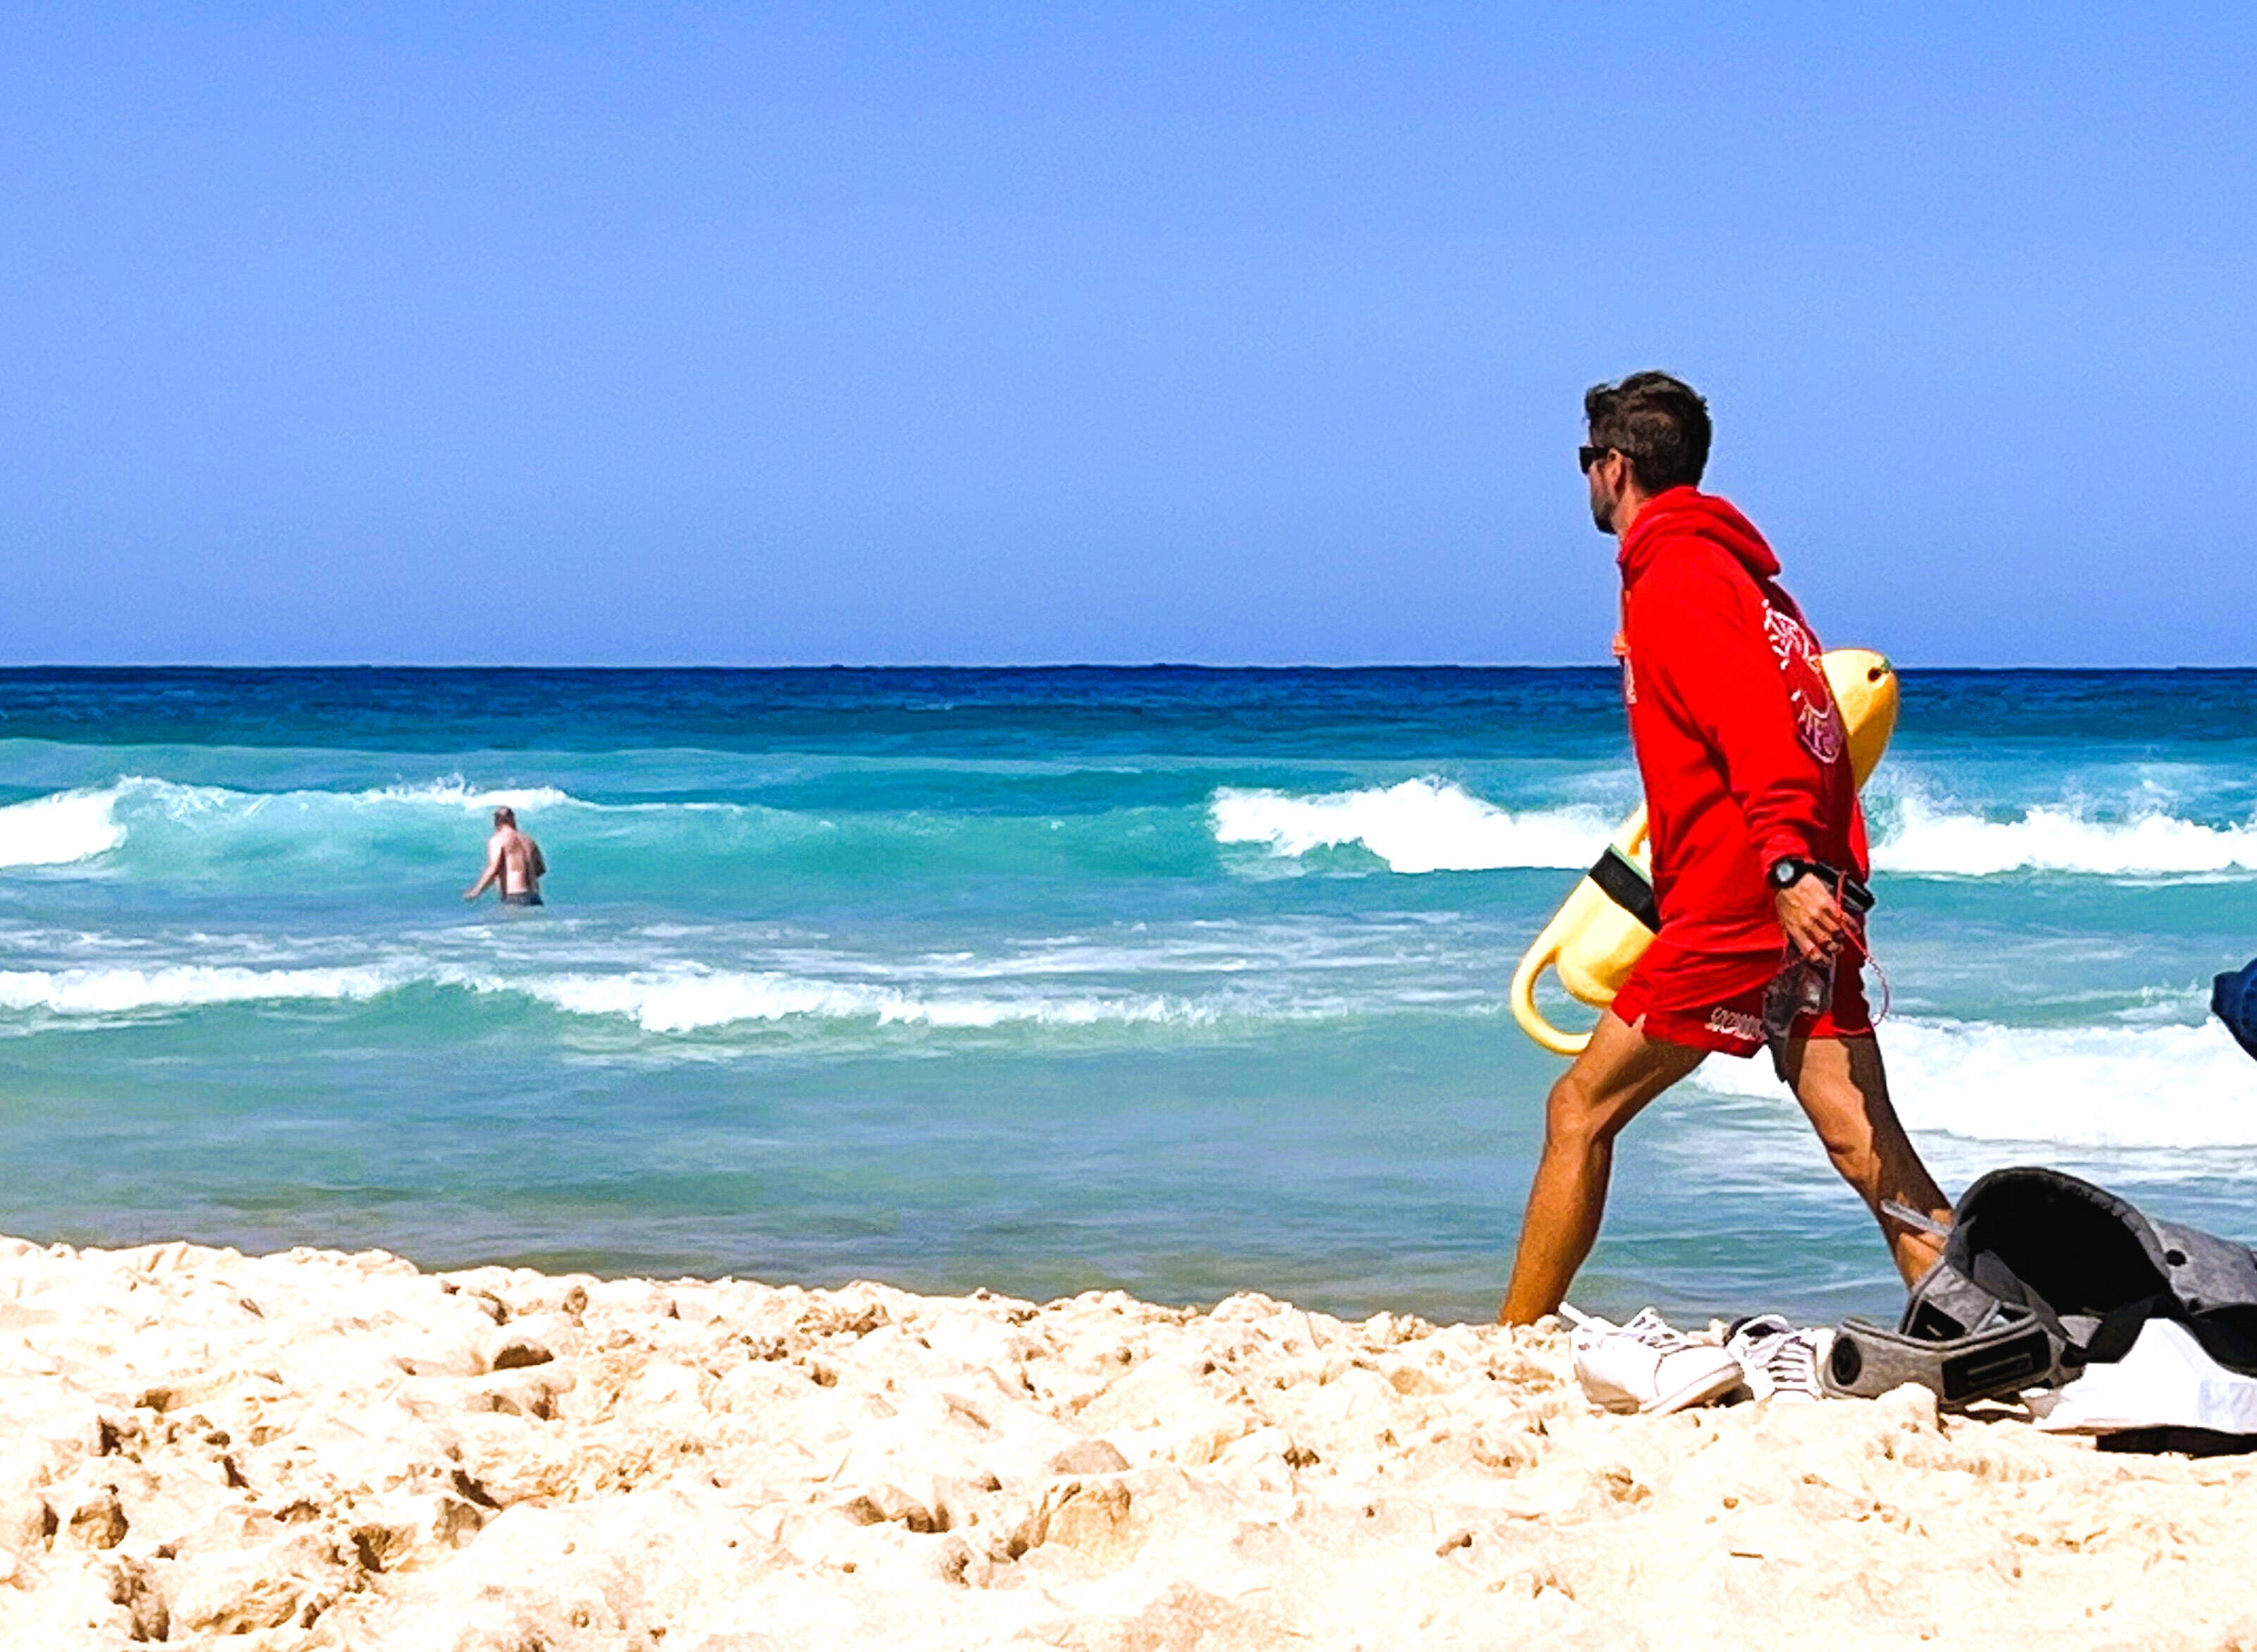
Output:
[1509, 649, 1899, 1057]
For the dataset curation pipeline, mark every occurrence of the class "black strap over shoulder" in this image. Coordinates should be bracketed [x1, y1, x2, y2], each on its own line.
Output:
[1588, 846, 1660, 933]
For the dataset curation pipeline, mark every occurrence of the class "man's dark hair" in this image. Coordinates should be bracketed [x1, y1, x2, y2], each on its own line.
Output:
[494, 806, 516, 827]
[1583, 371, 1711, 493]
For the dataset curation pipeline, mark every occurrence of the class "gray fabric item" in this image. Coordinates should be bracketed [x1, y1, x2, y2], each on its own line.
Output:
[1823, 1313, 2058, 1404]
[1835, 1167, 2257, 1408]
[2147, 1218, 2257, 1320]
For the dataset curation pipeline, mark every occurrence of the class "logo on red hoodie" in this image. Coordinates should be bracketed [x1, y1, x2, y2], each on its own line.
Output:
[1763, 606, 1842, 765]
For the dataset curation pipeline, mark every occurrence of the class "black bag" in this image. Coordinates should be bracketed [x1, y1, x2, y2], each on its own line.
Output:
[1827, 1167, 2257, 1406]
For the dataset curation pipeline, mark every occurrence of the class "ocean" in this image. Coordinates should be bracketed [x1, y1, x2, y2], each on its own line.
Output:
[3, 667, 2254, 1328]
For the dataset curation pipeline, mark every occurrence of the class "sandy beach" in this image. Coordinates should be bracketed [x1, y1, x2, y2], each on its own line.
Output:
[1, 1237, 2254, 1649]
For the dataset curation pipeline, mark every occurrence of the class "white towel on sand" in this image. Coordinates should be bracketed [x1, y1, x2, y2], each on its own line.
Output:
[2031, 1318, 2257, 1435]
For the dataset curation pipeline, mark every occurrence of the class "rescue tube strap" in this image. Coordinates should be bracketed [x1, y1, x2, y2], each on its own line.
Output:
[1588, 846, 1660, 934]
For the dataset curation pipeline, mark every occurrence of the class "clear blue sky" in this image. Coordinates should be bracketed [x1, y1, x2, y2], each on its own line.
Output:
[3, 4, 2252, 665]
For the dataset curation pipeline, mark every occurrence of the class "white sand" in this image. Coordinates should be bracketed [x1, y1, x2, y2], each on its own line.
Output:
[4, 1236, 2256, 1649]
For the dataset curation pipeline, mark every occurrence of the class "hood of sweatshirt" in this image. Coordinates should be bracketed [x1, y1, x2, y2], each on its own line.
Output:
[1616, 487, 1781, 585]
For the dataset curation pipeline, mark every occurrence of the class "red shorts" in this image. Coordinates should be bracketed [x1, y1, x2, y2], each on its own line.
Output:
[1612, 956, 1873, 1058]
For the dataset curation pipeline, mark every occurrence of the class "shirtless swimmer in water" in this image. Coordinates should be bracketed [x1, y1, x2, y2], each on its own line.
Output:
[464, 806, 547, 907]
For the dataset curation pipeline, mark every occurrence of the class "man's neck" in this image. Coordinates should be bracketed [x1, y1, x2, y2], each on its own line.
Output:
[1610, 484, 1655, 540]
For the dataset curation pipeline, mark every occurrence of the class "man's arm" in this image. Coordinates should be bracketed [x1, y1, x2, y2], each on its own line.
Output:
[528, 839, 547, 880]
[1632, 556, 1844, 959]
[464, 839, 503, 901]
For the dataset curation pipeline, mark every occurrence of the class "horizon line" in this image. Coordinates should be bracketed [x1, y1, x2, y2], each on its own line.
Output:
[2, 659, 2254, 674]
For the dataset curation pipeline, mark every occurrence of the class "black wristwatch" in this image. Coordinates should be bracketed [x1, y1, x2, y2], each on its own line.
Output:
[1767, 855, 1818, 892]
[1768, 854, 1877, 916]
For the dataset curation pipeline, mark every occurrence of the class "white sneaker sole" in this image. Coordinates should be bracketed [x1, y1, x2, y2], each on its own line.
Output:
[1641, 1361, 1745, 1415]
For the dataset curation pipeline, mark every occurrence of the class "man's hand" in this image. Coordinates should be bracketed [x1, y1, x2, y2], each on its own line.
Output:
[1775, 871, 1847, 964]
[465, 840, 503, 904]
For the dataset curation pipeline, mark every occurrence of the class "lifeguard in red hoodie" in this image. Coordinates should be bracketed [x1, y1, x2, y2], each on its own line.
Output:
[1499, 372, 1949, 1325]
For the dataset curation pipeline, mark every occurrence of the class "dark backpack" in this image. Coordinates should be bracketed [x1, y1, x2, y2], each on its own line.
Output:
[1826, 1167, 2257, 1405]
[2215, 957, 2257, 1063]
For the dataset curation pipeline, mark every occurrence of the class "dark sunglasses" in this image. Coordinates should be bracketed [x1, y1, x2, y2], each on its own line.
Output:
[1578, 444, 1614, 473]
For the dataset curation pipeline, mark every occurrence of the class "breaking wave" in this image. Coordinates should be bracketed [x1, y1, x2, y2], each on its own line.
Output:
[0, 789, 128, 867]
[1870, 796, 2257, 877]
[0, 964, 406, 1014]
[17, 771, 2257, 887]
[1209, 778, 2257, 881]
[0, 959, 1217, 1035]
[0, 777, 593, 873]
[1210, 779, 1610, 873]
[509, 971, 1206, 1033]
[349, 779, 578, 810]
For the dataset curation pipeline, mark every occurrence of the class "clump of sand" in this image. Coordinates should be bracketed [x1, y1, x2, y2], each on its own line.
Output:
[3, 1234, 2255, 1649]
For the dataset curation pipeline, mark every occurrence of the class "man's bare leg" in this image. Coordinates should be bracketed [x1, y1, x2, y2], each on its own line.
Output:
[1776, 1033, 1951, 1282]
[1498, 1010, 1708, 1325]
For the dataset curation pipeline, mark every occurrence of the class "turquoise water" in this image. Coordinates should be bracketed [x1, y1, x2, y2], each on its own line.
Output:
[4, 667, 2256, 1326]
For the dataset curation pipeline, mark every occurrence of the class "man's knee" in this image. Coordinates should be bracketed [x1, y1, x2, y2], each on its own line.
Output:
[1543, 1068, 1631, 1150]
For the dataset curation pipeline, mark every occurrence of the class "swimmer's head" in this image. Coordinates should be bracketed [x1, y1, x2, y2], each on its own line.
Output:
[493, 807, 516, 828]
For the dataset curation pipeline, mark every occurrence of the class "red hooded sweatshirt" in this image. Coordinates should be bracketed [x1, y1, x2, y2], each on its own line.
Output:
[1616, 487, 1868, 1007]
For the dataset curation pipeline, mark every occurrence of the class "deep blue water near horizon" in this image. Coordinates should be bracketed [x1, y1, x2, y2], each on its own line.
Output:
[4, 665, 2256, 1328]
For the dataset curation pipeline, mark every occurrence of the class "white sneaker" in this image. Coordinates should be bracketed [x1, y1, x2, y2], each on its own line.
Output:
[1725, 1313, 1833, 1402]
[1563, 1306, 1745, 1415]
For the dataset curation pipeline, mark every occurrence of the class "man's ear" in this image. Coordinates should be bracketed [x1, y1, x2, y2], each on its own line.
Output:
[1606, 455, 1649, 530]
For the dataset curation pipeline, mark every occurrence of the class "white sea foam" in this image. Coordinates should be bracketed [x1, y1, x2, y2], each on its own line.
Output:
[513, 970, 1207, 1033]
[0, 956, 1215, 1033]
[0, 776, 597, 875]
[1207, 774, 2257, 882]
[1691, 1015, 2257, 1149]
[1871, 796, 2257, 877]
[26, 767, 2257, 888]
[354, 778, 580, 810]
[1210, 780, 1611, 873]
[0, 789, 128, 867]
[0, 964, 403, 1014]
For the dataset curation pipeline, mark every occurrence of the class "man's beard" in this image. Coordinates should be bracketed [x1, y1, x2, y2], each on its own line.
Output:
[1589, 485, 1615, 535]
